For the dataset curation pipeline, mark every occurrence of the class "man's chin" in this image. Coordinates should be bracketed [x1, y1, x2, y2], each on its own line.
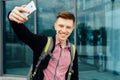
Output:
[60, 38, 67, 42]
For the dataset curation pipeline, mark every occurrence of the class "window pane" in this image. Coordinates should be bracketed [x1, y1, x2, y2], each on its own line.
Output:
[4, 0, 33, 75]
[77, 0, 120, 80]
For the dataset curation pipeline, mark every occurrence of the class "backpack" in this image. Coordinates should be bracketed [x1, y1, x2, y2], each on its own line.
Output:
[29, 37, 76, 80]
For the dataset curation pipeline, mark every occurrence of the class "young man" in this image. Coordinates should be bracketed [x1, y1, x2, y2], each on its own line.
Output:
[8, 5, 78, 80]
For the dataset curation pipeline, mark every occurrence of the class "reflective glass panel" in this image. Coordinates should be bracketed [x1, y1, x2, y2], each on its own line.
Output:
[4, 0, 33, 75]
[77, 0, 120, 80]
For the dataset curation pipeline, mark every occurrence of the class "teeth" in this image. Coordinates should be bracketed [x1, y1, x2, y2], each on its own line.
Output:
[59, 31, 68, 37]
[61, 34, 66, 36]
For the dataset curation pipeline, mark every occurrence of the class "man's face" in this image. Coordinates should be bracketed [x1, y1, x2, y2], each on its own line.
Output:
[54, 17, 74, 42]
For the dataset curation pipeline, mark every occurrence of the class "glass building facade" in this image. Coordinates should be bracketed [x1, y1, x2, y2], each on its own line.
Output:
[0, 0, 120, 80]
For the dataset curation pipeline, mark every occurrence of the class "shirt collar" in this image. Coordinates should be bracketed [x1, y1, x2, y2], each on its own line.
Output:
[55, 36, 71, 49]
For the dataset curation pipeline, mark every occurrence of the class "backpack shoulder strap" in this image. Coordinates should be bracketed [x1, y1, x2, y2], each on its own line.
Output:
[70, 44, 76, 60]
[67, 43, 76, 80]
[36, 37, 53, 61]
[44, 37, 55, 60]
[44, 37, 53, 53]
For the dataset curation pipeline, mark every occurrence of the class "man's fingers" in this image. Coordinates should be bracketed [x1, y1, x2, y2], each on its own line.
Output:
[9, 6, 28, 23]
[12, 8, 28, 20]
[11, 12, 27, 22]
[12, 17, 24, 24]
[14, 6, 29, 14]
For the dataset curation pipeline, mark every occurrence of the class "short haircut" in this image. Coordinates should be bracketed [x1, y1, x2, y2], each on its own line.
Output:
[56, 11, 75, 24]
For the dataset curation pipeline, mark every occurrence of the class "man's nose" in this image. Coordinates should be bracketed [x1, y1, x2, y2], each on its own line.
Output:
[62, 27, 67, 32]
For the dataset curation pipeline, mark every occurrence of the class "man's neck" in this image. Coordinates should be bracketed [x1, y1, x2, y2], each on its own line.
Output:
[55, 35, 67, 48]
[60, 40, 66, 48]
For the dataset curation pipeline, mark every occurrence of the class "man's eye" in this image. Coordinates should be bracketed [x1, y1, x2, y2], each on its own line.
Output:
[67, 26, 71, 29]
[59, 25, 64, 28]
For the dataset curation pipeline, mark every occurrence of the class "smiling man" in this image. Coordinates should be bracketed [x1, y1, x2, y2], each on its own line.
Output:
[8, 5, 78, 80]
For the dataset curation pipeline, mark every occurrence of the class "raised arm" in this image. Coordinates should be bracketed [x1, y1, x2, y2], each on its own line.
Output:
[8, 5, 47, 51]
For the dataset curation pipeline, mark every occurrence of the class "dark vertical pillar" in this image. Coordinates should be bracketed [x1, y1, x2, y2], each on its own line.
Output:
[0, 0, 3, 75]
